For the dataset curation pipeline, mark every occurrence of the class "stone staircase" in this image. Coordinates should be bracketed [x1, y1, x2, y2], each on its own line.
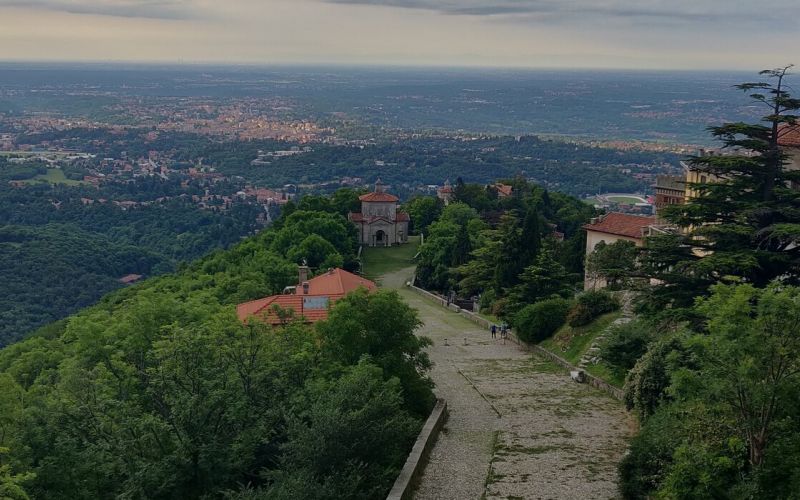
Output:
[578, 291, 635, 370]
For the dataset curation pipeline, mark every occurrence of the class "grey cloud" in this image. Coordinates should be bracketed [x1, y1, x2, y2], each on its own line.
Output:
[324, 0, 796, 24]
[0, 0, 199, 19]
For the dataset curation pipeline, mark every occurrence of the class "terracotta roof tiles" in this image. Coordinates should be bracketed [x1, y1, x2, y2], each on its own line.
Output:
[495, 184, 513, 197]
[358, 192, 399, 202]
[236, 268, 376, 325]
[583, 212, 655, 239]
[779, 124, 800, 148]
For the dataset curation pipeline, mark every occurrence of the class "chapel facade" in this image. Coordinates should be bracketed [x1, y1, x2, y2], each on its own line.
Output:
[349, 179, 409, 246]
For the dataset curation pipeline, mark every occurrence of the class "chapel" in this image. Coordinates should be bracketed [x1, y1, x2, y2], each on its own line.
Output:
[349, 179, 409, 246]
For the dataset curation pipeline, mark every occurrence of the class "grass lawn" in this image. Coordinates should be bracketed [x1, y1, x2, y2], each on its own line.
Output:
[21, 168, 85, 186]
[585, 362, 627, 388]
[539, 310, 625, 388]
[540, 311, 622, 365]
[606, 195, 646, 205]
[361, 235, 420, 279]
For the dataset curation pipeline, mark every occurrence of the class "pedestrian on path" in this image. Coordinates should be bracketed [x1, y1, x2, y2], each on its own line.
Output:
[491, 324, 497, 339]
[500, 323, 507, 339]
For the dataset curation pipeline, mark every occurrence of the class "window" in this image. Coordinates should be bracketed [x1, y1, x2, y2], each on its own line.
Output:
[303, 297, 329, 310]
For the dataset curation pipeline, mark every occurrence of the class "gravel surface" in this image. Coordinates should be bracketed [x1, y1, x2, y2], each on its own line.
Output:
[381, 268, 634, 500]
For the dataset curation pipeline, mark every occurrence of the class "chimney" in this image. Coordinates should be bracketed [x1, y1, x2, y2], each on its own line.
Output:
[298, 264, 309, 284]
[302, 282, 309, 295]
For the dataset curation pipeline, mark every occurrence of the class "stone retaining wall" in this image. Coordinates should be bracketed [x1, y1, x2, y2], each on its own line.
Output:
[386, 398, 448, 500]
[527, 342, 624, 400]
[408, 285, 494, 330]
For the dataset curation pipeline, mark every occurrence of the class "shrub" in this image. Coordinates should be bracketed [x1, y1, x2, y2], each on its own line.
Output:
[623, 335, 687, 420]
[479, 289, 496, 314]
[513, 298, 571, 343]
[490, 296, 509, 318]
[618, 408, 684, 499]
[601, 320, 654, 373]
[567, 290, 620, 327]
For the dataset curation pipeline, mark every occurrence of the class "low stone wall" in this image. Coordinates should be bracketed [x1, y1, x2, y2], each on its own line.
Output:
[528, 343, 624, 401]
[408, 285, 494, 330]
[408, 283, 623, 401]
[386, 398, 448, 500]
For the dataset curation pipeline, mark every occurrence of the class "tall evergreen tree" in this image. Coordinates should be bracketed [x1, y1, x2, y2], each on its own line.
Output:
[520, 206, 542, 266]
[451, 223, 471, 267]
[643, 66, 800, 305]
[493, 211, 525, 292]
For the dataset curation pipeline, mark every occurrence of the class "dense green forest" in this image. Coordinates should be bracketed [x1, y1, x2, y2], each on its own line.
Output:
[20, 127, 679, 197]
[0, 158, 262, 346]
[411, 177, 596, 320]
[408, 68, 800, 498]
[0, 193, 433, 499]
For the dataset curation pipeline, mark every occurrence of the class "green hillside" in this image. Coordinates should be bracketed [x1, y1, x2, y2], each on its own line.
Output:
[0, 194, 433, 499]
[0, 157, 263, 346]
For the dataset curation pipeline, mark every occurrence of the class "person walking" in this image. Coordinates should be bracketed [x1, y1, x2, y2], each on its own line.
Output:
[491, 324, 497, 339]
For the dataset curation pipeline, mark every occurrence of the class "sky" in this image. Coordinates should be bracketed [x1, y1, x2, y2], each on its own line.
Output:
[0, 0, 796, 70]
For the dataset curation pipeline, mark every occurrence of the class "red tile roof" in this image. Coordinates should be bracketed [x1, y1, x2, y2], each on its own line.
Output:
[583, 213, 655, 239]
[495, 184, 513, 197]
[236, 268, 376, 325]
[118, 274, 143, 284]
[359, 192, 399, 202]
[304, 267, 377, 295]
[779, 124, 800, 147]
[396, 212, 410, 222]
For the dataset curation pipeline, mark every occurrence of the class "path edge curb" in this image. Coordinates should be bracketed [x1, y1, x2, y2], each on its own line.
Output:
[386, 398, 448, 500]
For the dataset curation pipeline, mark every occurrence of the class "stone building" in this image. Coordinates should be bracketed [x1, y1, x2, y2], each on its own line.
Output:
[582, 212, 656, 289]
[349, 179, 410, 246]
[652, 174, 685, 219]
[437, 180, 454, 205]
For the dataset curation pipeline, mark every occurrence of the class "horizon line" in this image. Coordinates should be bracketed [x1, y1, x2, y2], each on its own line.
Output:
[0, 58, 764, 74]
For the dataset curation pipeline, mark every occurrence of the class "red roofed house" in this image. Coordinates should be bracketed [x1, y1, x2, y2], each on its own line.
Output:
[779, 124, 800, 188]
[495, 183, 513, 198]
[349, 179, 409, 246]
[118, 274, 143, 285]
[237, 266, 377, 325]
[437, 180, 455, 205]
[583, 212, 655, 289]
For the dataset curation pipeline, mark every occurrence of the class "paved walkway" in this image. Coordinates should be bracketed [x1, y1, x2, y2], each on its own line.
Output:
[380, 268, 633, 500]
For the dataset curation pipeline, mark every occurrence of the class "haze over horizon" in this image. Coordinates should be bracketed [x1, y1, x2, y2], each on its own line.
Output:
[0, 0, 796, 71]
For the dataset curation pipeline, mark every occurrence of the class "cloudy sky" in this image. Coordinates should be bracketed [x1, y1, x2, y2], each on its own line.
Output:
[0, 0, 796, 69]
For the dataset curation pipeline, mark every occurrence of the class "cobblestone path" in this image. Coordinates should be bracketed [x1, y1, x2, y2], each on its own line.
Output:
[380, 268, 634, 500]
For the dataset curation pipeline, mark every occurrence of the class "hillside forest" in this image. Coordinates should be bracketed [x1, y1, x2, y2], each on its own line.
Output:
[0, 196, 434, 499]
[0, 158, 264, 346]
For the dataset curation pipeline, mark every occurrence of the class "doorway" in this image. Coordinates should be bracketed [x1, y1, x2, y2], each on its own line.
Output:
[375, 230, 386, 246]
